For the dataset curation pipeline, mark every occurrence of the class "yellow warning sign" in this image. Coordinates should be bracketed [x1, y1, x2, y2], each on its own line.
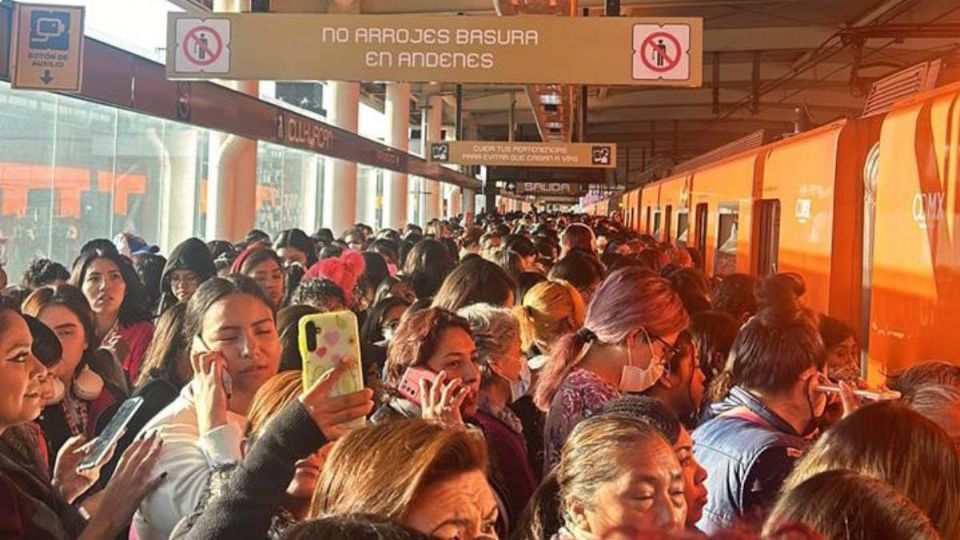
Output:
[10, 2, 85, 92]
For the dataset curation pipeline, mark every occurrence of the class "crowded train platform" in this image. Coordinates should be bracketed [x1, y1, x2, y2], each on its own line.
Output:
[2, 0, 960, 539]
[0, 214, 957, 540]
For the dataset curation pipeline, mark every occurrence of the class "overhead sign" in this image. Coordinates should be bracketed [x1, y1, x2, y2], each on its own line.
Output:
[165, 13, 703, 86]
[505, 182, 589, 197]
[430, 141, 617, 169]
[487, 166, 606, 184]
[9, 2, 85, 92]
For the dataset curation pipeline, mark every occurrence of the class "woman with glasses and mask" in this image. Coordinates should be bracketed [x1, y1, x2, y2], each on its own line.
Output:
[535, 267, 690, 475]
[692, 274, 831, 535]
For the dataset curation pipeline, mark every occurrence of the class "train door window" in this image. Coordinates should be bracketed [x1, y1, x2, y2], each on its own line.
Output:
[695, 203, 708, 257]
[676, 212, 690, 246]
[653, 210, 662, 241]
[664, 206, 673, 242]
[757, 199, 781, 276]
[645, 207, 652, 233]
[714, 203, 739, 276]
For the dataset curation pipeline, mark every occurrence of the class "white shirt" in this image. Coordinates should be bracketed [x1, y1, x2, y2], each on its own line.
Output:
[132, 384, 247, 540]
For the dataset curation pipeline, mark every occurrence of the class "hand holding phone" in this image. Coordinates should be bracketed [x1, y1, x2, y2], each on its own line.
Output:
[299, 312, 366, 431]
[76, 396, 144, 473]
[190, 340, 231, 435]
[192, 335, 232, 400]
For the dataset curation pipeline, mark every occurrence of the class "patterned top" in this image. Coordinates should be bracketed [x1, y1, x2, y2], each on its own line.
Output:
[542, 368, 619, 475]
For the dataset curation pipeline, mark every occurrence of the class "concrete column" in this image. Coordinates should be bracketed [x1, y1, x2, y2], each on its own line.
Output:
[300, 155, 320, 232]
[462, 188, 476, 224]
[450, 187, 461, 217]
[206, 80, 258, 242]
[383, 83, 410, 230]
[321, 81, 360, 237]
[159, 128, 197, 252]
[421, 93, 443, 224]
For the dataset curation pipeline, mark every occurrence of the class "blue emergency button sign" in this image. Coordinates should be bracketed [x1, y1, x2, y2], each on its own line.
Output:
[11, 3, 85, 92]
[30, 10, 71, 51]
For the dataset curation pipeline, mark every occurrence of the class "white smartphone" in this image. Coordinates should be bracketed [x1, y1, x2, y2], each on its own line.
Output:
[817, 384, 901, 401]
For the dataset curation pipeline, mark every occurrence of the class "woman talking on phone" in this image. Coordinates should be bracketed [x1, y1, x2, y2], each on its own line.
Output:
[372, 307, 480, 425]
[133, 276, 283, 540]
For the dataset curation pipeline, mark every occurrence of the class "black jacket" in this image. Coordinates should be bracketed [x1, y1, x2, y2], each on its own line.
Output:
[184, 401, 327, 540]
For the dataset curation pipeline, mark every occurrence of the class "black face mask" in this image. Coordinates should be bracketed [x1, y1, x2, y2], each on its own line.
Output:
[800, 375, 825, 437]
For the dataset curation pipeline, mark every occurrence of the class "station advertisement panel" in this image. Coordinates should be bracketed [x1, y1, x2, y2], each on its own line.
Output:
[166, 13, 703, 86]
[429, 141, 617, 168]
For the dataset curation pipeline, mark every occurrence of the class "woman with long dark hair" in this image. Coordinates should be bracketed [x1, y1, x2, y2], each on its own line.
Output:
[70, 248, 154, 384]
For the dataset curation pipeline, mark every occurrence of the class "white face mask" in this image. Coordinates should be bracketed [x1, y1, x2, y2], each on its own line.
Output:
[73, 365, 104, 401]
[618, 333, 666, 394]
[509, 361, 532, 403]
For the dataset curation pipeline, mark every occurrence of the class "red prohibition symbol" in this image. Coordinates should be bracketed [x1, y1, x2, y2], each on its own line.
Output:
[183, 26, 223, 67]
[641, 31, 682, 73]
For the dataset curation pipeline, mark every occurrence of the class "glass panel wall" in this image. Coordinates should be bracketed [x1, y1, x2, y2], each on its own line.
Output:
[255, 142, 323, 235]
[0, 81, 397, 278]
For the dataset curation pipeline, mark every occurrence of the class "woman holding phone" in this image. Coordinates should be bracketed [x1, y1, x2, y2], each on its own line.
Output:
[133, 276, 283, 540]
[0, 305, 166, 540]
[372, 307, 480, 425]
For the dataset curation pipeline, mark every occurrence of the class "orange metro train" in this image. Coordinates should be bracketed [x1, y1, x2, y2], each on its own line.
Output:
[594, 79, 960, 383]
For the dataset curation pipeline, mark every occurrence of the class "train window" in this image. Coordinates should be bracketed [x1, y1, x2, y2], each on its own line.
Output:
[677, 212, 690, 246]
[653, 211, 662, 241]
[757, 199, 781, 276]
[645, 207, 652, 233]
[664, 206, 673, 242]
[695, 203, 708, 257]
[715, 203, 739, 276]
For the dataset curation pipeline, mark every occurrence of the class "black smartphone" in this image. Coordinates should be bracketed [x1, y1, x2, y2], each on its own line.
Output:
[77, 396, 144, 472]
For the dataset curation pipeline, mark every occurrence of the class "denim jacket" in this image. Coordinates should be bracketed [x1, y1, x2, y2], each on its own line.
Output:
[692, 386, 807, 534]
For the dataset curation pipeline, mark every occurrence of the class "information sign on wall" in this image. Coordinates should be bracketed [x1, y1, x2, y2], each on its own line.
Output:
[165, 13, 702, 86]
[10, 2, 84, 92]
[429, 141, 617, 168]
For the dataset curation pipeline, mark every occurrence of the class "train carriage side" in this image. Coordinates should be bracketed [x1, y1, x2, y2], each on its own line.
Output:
[688, 152, 758, 277]
[658, 175, 693, 245]
[868, 81, 960, 379]
[756, 118, 881, 327]
[641, 183, 661, 238]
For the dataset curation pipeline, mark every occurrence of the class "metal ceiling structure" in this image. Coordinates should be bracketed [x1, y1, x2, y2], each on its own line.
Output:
[186, 0, 960, 188]
[357, 0, 960, 187]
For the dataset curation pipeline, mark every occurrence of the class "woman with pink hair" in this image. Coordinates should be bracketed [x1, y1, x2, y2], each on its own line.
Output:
[535, 266, 690, 474]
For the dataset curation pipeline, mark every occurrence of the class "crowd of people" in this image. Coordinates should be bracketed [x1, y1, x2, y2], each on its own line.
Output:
[0, 211, 958, 540]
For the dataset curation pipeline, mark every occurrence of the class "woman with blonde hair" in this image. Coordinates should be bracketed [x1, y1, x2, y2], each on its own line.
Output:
[517, 414, 686, 540]
[311, 419, 499, 540]
[536, 267, 689, 473]
[765, 470, 940, 540]
[780, 400, 960, 540]
[515, 280, 585, 371]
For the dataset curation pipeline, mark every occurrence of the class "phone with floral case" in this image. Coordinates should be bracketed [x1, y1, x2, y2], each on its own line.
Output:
[298, 311, 366, 428]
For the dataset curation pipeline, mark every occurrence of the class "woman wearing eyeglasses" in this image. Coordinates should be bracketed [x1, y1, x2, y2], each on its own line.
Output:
[534, 267, 690, 476]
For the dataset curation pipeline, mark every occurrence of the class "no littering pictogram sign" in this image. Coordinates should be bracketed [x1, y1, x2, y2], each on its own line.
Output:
[174, 18, 230, 74]
[632, 24, 691, 81]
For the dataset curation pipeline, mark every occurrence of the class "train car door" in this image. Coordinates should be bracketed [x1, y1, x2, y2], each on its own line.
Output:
[756, 199, 781, 276]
